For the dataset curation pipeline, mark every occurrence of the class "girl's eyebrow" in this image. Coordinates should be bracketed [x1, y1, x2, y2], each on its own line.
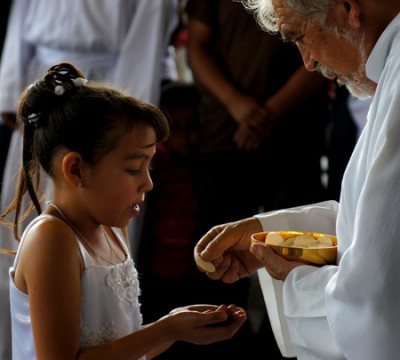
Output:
[123, 147, 155, 161]
[123, 153, 150, 161]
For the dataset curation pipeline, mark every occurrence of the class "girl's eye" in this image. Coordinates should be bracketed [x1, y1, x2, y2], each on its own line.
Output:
[126, 164, 152, 176]
[126, 169, 140, 176]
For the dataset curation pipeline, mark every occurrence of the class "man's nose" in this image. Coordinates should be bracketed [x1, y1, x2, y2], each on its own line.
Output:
[298, 44, 317, 71]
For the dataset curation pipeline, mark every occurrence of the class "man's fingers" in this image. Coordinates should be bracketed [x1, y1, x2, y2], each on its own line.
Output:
[194, 252, 216, 272]
[250, 243, 304, 280]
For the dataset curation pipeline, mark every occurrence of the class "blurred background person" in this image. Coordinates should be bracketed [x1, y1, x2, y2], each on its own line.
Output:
[0, 1, 179, 359]
[186, 0, 330, 233]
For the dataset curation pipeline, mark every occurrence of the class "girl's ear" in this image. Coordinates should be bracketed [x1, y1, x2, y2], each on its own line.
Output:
[62, 152, 84, 188]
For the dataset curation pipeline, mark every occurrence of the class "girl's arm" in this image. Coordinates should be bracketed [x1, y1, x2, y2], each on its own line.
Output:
[17, 221, 246, 360]
[15, 220, 83, 359]
[80, 304, 245, 360]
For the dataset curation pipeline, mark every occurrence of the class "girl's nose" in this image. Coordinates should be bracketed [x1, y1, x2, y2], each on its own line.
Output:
[141, 169, 154, 193]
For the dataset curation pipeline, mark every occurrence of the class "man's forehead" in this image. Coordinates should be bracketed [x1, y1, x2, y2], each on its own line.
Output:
[271, 0, 304, 39]
[271, 0, 287, 11]
[272, 0, 299, 24]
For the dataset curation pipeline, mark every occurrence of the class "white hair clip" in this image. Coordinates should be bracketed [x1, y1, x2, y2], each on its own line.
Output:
[27, 112, 41, 124]
[72, 77, 88, 87]
[54, 85, 65, 96]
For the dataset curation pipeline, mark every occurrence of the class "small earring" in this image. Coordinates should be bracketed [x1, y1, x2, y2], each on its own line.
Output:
[77, 181, 82, 188]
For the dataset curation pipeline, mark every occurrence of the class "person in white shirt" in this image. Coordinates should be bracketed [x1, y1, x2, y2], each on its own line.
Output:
[194, 1, 400, 359]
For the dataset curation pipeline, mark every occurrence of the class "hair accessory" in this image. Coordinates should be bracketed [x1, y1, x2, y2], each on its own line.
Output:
[53, 76, 87, 96]
[72, 78, 88, 87]
[47, 64, 88, 96]
[54, 85, 65, 96]
[27, 112, 41, 125]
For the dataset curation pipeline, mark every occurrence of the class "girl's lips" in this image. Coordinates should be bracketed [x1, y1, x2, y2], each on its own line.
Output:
[129, 204, 140, 217]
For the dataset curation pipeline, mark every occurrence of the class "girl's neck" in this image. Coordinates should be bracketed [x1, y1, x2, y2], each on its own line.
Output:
[46, 201, 125, 265]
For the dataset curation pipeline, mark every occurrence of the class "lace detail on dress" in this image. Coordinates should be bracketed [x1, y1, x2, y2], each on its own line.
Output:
[106, 258, 141, 306]
[80, 320, 117, 349]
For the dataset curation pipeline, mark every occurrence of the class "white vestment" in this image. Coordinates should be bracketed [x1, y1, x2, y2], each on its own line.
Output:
[256, 13, 400, 360]
[0, 1, 178, 358]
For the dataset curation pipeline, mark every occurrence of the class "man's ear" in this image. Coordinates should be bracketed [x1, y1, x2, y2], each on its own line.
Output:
[341, 0, 361, 29]
[62, 152, 84, 188]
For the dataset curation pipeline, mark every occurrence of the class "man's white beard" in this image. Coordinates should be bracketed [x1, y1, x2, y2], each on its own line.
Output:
[315, 28, 375, 99]
[316, 62, 374, 99]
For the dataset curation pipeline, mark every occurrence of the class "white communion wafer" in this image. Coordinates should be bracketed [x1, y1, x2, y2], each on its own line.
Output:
[292, 235, 317, 247]
[282, 237, 294, 246]
[265, 231, 285, 245]
[319, 236, 334, 246]
[194, 254, 216, 272]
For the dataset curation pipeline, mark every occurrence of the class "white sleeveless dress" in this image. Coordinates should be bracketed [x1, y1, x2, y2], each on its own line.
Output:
[9, 214, 145, 359]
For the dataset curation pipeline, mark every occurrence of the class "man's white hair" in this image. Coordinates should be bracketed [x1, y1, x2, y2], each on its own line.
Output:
[243, 0, 334, 33]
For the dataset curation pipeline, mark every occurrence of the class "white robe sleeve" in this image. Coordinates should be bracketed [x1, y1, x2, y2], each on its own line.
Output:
[255, 201, 345, 359]
[112, 0, 178, 105]
[255, 200, 339, 235]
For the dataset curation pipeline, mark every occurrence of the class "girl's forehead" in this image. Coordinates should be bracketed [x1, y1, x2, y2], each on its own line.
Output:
[114, 124, 157, 152]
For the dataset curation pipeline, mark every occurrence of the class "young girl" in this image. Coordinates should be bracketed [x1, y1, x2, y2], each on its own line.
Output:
[2, 63, 247, 359]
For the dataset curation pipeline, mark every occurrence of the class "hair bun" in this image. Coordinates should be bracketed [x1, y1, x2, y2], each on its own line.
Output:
[44, 62, 87, 96]
[21, 63, 87, 128]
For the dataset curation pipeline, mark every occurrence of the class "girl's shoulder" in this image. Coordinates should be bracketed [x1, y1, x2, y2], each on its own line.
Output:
[24, 214, 78, 248]
[14, 215, 83, 292]
[23, 214, 82, 264]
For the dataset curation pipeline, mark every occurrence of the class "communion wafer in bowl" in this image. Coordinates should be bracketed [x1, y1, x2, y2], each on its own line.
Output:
[251, 231, 337, 266]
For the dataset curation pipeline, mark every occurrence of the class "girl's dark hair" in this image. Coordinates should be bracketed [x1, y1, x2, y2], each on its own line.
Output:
[1, 62, 169, 240]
